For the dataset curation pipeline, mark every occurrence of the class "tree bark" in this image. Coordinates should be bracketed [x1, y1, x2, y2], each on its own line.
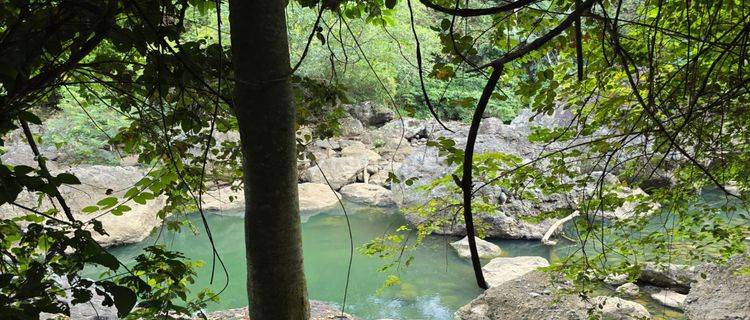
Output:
[228, 1, 310, 319]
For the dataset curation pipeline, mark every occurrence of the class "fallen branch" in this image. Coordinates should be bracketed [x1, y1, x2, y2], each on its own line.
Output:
[542, 210, 580, 246]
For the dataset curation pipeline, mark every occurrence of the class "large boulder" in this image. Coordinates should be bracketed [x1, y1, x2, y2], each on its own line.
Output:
[482, 256, 550, 288]
[304, 156, 368, 190]
[298, 182, 341, 212]
[455, 270, 590, 320]
[345, 101, 395, 127]
[0, 165, 163, 247]
[450, 236, 502, 259]
[639, 263, 697, 293]
[339, 183, 394, 207]
[684, 256, 750, 319]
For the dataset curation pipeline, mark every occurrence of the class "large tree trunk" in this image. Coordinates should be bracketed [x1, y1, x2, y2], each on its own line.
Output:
[228, 1, 310, 319]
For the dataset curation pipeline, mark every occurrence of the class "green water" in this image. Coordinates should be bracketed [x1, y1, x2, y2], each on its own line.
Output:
[103, 203, 572, 319]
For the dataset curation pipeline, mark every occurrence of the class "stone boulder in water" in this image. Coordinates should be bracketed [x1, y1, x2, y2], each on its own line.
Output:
[450, 236, 503, 259]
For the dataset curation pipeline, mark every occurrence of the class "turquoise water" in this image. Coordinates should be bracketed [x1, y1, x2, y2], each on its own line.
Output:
[103, 203, 570, 319]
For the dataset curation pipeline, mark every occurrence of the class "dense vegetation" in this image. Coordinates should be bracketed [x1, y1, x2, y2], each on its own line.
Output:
[1, 0, 748, 319]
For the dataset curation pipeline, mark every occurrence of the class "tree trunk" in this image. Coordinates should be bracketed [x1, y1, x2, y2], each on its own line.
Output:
[228, 1, 310, 319]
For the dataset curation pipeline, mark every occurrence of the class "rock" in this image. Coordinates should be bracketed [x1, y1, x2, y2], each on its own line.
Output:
[616, 283, 640, 297]
[304, 156, 368, 190]
[340, 142, 381, 164]
[591, 296, 651, 320]
[650, 290, 686, 310]
[482, 256, 550, 288]
[684, 255, 750, 320]
[340, 115, 365, 136]
[510, 108, 576, 129]
[450, 236, 503, 259]
[393, 117, 579, 239]
[639, 263, 697, 293]
[196, 300, 357, 320]
[455, 270, 590, 320]
[345, 101, 395, 127]
[298, 183, 341, 212]
[0, 165, 164, 247]
[1, 143, 59, 168]
[604, 273, 630, 286]
[339, 183, 394, 207]
[40, 277, 117, 320]
[590, 187, 660, 220]
[202, 185, 244, 212]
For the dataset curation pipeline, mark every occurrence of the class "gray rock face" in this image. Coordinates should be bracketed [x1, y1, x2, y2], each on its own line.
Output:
[345, 101, 395, 127]
[339, 183, 394, 207]
[684, 256, 750, 320]
[455, 270, 590, 320]
[450, 236, 503, 259]
[639, 263, 697, 293]
[482, 256, 550, 288]
[394, 116, 576, 239]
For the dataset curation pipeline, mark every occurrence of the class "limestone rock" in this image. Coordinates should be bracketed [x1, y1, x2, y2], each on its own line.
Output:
[684, 256, 750, 320]
[616, 283, 640, 297]
[298, 183, 340, 212]
[345, 101, 395, 127]
[340, 142, 381, 164]
[0, 165, 163, 247]
[482, 256, 550, 288]
[650, 290, 686, 310]
[450, 236, 502, 259]
[339, 183, 394, 207]
[591, 296, 651, 320]
[639, 263, 697, 293]
[304, 156, 368, 190]
[455, 270, 589, 320]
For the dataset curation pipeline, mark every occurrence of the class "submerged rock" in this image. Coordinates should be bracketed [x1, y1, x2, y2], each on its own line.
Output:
[339, 183, 394, 207]
[684, 255, 750, 319]
[481, 256, 550, 288]
[450, 236, 503, 259]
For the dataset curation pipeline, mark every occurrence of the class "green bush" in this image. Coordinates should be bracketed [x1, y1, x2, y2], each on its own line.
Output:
[42, 90, 129, 165]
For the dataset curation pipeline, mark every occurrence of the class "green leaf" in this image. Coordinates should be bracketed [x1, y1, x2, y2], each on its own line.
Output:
[96, 197, 118, 209]
[82, 206, 100, 213]
[55, 173, 81, 185]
